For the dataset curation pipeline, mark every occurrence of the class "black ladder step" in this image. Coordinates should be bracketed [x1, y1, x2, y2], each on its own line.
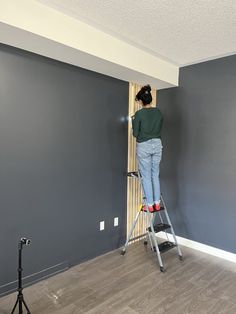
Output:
[153, 241, 176, 253]
[147, 223, 170, 233]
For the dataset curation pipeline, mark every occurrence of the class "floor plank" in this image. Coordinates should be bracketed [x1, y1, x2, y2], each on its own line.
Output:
[1, 241, 236, 314]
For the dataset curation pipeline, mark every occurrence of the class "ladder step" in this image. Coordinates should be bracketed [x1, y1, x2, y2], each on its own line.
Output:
[147, 223, 170, 233]
[154, 241, 176, 253]
[141, 206, 165, 213]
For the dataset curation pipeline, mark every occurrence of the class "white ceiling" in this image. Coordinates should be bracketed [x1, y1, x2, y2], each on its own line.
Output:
[37, 0, 236, 66]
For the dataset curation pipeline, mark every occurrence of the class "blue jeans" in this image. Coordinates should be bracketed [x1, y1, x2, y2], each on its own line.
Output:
[136, 139, 162, 206]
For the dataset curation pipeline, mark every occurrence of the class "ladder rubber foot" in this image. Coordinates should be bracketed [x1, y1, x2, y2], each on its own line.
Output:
[121, 250, 126, 256]
[160, 266, 165, 272]
[143, 241, 148, 245]
[179, 255, 183, 261]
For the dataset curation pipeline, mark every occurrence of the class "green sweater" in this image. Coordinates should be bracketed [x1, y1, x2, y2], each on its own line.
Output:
[132, 107, 163, 143]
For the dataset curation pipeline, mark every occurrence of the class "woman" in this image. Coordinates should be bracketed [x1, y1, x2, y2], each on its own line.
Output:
[132, 85, 163, 213]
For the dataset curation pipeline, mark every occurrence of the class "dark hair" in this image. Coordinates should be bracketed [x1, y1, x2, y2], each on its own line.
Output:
[135, 84, 152, 105]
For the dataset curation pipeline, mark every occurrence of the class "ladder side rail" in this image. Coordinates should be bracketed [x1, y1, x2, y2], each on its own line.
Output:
[157, 211, 170, 242]
[123, 211, 141, 251]
[147, 210, 164, 270]
[138, 172, 164, 270]
[160, 195, 182, 258]
[138, 171, 153, 249]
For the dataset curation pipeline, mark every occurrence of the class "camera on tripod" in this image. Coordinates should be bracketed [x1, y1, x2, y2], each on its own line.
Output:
[20, 238, 31, 246]
[11, 237, 32, 314]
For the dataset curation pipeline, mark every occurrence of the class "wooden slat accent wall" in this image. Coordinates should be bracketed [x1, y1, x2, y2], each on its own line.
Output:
[127, 83, 157, 241]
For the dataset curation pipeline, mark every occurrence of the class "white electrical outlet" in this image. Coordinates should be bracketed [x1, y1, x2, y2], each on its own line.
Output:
[100, 221, 105, 231]
[114, 217, 119, 227]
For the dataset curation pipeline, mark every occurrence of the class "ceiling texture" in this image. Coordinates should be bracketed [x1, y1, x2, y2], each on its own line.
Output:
[37, 0, 236, 66]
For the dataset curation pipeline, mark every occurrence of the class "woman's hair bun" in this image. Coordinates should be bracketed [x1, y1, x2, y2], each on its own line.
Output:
[143, 85, 151, 92]
[135, 84, 152, 105]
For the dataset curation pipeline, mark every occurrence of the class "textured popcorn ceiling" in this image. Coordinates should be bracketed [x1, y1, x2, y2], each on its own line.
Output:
[37, 0, 236, 66]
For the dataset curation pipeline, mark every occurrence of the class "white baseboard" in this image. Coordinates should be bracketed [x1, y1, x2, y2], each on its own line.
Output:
[157, 232, 236, 264]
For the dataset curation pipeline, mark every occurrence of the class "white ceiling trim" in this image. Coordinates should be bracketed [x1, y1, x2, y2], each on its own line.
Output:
[180, 50, 236, 67]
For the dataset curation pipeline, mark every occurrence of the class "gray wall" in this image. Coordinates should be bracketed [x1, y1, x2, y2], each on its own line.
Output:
[158, 54, 236, 253]
[0, 44, 128, 295]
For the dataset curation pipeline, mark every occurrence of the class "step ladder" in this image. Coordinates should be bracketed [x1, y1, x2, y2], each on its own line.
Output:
[121, 171, 183, 272]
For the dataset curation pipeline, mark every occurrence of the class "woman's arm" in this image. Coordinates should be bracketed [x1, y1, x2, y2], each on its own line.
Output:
[132, 112, 141, 138]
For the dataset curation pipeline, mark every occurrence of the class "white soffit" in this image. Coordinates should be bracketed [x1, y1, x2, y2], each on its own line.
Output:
[0, 0, 179, 90]
[37, 0, 236, 67]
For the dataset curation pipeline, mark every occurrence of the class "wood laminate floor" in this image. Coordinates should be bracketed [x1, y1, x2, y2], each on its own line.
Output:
[1, 241, 236, 314]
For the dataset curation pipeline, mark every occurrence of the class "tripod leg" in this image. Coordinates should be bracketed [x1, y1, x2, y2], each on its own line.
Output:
[22, 298, 31, 314]
[11, 298, 18, 314]
[19, 299, 23, 314]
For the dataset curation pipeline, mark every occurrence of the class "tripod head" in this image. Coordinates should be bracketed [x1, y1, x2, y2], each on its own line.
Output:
[20, 238, 31, 246]
[18, 238, 31, 250]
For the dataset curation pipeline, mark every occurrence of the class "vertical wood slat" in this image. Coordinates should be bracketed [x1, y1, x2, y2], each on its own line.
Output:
[127, 83, 156, 241]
